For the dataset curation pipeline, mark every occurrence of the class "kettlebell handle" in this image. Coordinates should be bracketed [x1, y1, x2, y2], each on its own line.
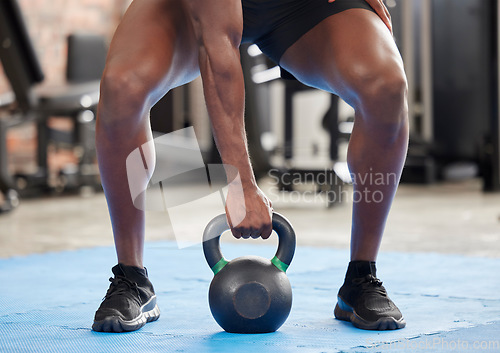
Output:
[203, 212, 296, 274]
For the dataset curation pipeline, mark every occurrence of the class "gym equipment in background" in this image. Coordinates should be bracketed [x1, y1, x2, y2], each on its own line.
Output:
[240, 43, 347, 207]
[0, 0, 106, 212]
[389, 0, 500, 190]
[203, 213, 296, 333]
[150, 43, 350, 208]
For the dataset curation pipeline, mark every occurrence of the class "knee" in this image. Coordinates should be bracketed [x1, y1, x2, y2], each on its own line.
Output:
[353, 68, 408, 126]
[97, 65, 152, 129]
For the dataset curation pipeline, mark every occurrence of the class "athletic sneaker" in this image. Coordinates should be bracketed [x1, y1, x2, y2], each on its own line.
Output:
[334, 261, 406, 330]
[92, 264, 160, 332]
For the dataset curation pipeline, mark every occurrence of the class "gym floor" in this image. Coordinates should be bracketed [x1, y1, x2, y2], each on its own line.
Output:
[1, 177, 499, 258]
[1, 177, 499, 352]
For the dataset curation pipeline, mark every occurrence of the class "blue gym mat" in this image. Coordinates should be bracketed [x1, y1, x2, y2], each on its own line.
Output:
[1, 241, 499, 353]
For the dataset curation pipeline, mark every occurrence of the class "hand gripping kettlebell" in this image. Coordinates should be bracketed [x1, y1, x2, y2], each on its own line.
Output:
[203, 212, 296, 333]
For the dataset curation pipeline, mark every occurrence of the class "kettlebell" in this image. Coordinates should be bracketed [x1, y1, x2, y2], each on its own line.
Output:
[203, 212, 296, 333]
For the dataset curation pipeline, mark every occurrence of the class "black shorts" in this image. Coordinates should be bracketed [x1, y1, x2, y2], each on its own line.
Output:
[242, 0, 375, 65]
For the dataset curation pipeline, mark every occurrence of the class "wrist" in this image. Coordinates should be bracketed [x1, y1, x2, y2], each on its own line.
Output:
[225, 163, 257, 188]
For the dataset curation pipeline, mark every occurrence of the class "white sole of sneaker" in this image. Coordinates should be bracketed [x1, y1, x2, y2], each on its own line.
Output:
[92, 295, 160, 333]
[334, 299, 406, 331]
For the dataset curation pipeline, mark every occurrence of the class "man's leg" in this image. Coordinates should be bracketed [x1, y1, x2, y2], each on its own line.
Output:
[97, 0, 199, 268]
[280, 8, 408, 330]
[93, 0, 200, 332]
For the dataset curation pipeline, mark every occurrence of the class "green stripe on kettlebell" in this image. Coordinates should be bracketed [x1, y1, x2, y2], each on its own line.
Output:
[211, 258, 229, 275]
[271, 256, 289, 272]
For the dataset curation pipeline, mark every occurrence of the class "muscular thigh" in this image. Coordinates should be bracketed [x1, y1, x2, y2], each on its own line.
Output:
[279, 8, 405, 106]
[105, 0, 200, 102]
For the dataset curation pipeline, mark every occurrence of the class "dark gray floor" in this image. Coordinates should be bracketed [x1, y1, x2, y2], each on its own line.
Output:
[0, 178, 499, 258]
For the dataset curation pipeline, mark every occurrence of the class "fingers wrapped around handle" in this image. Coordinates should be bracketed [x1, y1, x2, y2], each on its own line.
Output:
[203, 212, 296, 274]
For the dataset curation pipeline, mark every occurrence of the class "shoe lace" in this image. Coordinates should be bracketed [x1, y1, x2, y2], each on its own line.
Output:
[352, 274, 386, 296]
[103, 276, 141, 304]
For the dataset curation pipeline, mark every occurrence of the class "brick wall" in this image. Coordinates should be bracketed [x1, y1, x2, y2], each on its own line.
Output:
[0, 0, 132, 95]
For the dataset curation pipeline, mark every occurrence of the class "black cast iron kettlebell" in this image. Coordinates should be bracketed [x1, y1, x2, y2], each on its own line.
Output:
[203, 212, 296, 333]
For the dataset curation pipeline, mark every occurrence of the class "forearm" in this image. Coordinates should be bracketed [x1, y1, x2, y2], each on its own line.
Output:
[187, 0, 254, 186]
[186, 0, 272, 238]
[198, 43, 255, 186]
